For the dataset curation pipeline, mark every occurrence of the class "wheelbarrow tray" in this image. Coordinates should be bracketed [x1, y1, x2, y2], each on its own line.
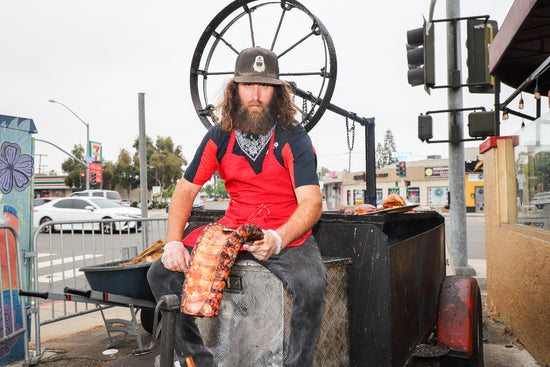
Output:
[80, 260, 155, 301]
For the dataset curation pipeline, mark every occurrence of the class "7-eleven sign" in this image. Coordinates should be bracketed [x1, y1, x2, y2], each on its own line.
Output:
[89, 141, 102, 162]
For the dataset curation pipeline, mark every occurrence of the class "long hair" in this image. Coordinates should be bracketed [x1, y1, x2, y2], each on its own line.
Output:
[213, 79, 299, 132]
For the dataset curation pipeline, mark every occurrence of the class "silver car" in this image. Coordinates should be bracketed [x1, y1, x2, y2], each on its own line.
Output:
[33, 197, 142, 233]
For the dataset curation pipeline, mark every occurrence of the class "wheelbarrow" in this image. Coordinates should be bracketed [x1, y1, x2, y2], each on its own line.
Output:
[21, 260, 158, 350]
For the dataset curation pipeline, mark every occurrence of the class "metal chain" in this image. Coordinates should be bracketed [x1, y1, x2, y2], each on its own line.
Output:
[346, 117, 355, 151]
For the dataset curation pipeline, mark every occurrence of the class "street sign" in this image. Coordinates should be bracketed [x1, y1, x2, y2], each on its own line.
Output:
[89, 141, 102, 162]
[152, 186, 161, 198]
[392, 151, 412, 160]
[89, 162, 102, 183]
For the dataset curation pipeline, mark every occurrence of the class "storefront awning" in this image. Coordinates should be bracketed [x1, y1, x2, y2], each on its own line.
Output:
[488, 0, 550, 93]
[34, 176, 70, 190]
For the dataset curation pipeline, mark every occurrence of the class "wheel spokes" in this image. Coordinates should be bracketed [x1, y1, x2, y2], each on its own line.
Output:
[190, 0, 337, 131]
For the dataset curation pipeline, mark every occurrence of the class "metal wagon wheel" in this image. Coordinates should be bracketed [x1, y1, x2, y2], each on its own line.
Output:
[190, 0, 337, 132]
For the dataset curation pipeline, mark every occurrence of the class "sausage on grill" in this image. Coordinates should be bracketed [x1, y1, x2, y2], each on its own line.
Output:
[181, 223, 264, 317]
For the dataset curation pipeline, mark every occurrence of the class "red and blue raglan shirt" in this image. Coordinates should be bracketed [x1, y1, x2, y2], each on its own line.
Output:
[182, 123, 319, 247]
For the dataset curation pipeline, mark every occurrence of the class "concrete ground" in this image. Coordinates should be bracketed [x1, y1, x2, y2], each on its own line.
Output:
[471, 259, 540, 367]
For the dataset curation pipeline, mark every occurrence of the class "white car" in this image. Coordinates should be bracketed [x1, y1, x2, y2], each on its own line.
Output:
[70, 189, 124, 206]
[33, 197, 142, 234]
[533, 192, 550, 209]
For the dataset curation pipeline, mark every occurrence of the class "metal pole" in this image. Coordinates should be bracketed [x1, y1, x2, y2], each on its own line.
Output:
[138, 93, 149, 250]
[86, 123, 90, 189]
[446, 0, 473, 275]
[365, 119, 376, 206]
[49, 99, 90, 190]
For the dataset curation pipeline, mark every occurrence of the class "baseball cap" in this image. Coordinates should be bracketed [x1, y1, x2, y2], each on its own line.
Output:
[234, 47, 282, 85]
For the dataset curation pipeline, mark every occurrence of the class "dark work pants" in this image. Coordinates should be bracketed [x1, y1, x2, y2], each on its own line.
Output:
[147, 235, 328, 367]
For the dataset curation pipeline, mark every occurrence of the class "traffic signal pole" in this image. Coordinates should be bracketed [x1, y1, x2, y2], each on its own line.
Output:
[446, 0, 473, 276]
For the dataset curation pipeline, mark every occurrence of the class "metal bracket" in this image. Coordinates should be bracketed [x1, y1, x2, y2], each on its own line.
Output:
[421, 106, 487, 144]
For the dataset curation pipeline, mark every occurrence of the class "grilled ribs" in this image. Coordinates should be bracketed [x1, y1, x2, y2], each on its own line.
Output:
[181, 223, 264, 317]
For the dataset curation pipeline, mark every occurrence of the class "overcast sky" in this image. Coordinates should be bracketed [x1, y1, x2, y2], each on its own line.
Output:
[1, 0, 524, 176]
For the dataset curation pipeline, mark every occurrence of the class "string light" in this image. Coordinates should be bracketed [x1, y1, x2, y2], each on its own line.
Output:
[502, 109, 509, 120]
[519, 93, 524, 109]
[521, 119, 525, 128]
[534, 78, 541, 100]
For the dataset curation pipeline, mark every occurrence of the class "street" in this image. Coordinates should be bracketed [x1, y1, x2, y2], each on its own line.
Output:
[443, 214, 486, 256]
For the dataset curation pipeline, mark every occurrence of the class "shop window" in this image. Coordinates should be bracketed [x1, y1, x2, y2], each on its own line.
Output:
[515, 114, 550, 231]
[427, 187, 449, 206]
[407, 187, 420, 204]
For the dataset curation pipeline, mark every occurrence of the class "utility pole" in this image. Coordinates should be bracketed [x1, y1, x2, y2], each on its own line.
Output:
[138, 93, 149, 250]
[36, 153, 47, 174]
[446, 0, 473, 275]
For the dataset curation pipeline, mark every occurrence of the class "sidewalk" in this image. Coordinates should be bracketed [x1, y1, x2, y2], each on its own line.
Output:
[469, 260, 539, 367]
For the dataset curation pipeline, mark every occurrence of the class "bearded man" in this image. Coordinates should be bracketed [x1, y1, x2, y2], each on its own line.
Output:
[147, 46, 327, 367]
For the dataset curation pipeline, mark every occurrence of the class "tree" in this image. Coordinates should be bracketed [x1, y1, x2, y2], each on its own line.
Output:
[61, 144, 87, 189]
[534, 152, 550, 192]
[201, 184, 214, 197]
[133, 135, 187, 198]
[376, 129, 398, 169]
[214, 179, 228, 198]
[116, 149, 139, 197]
[101, 161, 117, 190]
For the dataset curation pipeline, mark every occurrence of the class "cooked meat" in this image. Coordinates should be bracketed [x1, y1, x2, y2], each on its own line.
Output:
[118, 239, 165, 266]
[355, 203, 377, 214]
[338, 206, 356, 215]
[383, 194, 406, 209]
[181, 223, 264, 317]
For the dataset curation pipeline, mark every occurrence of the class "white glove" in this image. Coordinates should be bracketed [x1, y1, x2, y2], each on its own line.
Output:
[161, 241, 184, 263]
[266, 229, 282, 255]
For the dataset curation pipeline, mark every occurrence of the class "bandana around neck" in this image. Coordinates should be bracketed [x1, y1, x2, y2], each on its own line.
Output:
[235, 125, 275, 162]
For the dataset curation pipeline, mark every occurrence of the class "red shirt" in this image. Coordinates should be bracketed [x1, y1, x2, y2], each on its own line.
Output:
[182, 123, 318, 247]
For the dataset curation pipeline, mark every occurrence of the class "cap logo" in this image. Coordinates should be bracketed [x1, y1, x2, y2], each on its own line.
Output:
[253, 55, 265, 72]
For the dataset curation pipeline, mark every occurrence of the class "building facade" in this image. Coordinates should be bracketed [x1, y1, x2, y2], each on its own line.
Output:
[321, 148, 484, 212]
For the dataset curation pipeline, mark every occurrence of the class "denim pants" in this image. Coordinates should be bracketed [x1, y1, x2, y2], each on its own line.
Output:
[147, 235, 328, 367]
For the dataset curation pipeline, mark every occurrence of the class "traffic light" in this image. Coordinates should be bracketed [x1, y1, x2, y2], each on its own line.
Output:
[80, 172, 85, 186]
[91, 172, 97, 184]
[404, 180, 411, 187]
[466, 19, 498, 93]
[396, 161, 407, 177]
[406, 20, 435, 93]
[418, 114, 433, 142]
[468, 111, 496, 138]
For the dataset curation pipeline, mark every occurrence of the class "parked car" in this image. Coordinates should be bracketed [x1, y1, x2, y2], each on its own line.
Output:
[34, 197, 59, 206]
[193, 197, 204, 210]
[70, 190, 123, 206]
[137, 200, 154, 210]
[120, 199, 132, 207]
[33, 197, 142, 234]
[533, 191, 550, 209]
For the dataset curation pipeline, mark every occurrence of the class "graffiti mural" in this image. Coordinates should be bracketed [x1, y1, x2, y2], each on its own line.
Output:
[0, 115, 36, 364]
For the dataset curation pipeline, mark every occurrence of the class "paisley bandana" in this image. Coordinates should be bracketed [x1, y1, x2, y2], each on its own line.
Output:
[235, 125, 275, 162]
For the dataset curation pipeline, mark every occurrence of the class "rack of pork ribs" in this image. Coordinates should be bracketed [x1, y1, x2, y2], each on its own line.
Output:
[181, 223, 264, 317]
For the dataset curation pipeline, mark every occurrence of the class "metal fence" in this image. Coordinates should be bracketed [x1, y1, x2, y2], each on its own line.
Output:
[22, 216, 168, 361]
[0, 223, 29, 363]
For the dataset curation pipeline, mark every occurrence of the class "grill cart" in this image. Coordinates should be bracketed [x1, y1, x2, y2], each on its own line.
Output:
[153, 209, 482, 367]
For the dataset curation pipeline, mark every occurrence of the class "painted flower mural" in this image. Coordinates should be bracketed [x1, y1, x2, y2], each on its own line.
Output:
[0, 142, 33, 194]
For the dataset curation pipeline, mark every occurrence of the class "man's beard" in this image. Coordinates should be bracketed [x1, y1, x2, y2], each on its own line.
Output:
[233, 99, 277, 135]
